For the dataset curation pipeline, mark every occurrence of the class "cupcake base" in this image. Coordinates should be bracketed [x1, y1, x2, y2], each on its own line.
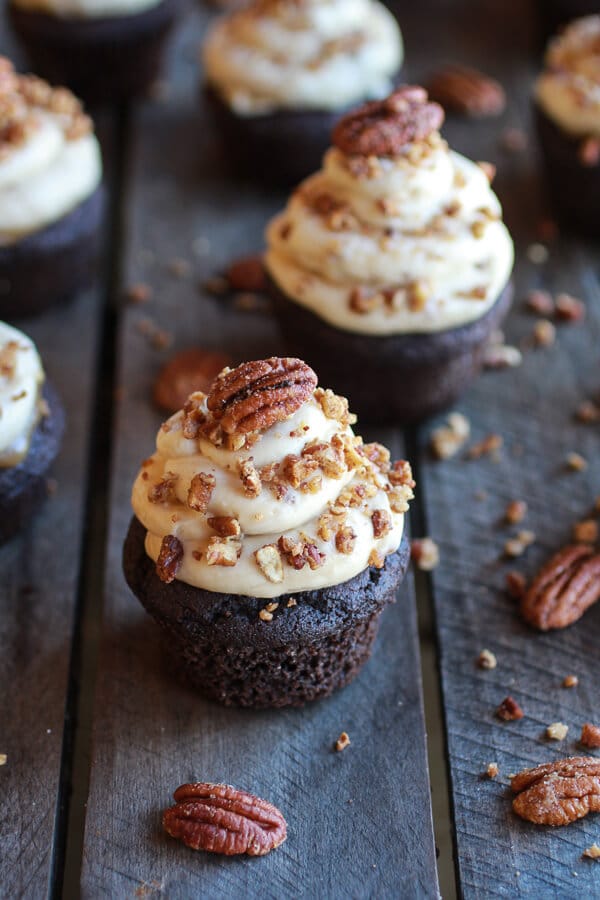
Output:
[0, 381, 65, 545]
[123, 515, 410, 708]
[535, 104, 600, 237]
[0, 186, 104, 320]
[8, 0, 180, 104]
[269, 278, 513, 424]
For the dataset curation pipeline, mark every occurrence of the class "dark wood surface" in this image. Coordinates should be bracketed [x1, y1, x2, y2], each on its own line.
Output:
[2, 0, 600, 897]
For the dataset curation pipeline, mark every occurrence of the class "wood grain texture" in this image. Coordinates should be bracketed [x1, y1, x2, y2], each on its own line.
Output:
[410, 1, 600, 896]
[79, 9, 438, 897]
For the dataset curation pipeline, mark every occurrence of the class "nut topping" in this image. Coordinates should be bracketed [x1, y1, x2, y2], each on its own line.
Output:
[511, 758, 600, 826]
[156, 535, 184, 583]
[332, 86, 444, 158]
[520, 544, 600, 631]
[255, 544, 284, 583]
[187, 472, 216, 512]
[207, 357, 317, 435]
[163, 783, 287, 856]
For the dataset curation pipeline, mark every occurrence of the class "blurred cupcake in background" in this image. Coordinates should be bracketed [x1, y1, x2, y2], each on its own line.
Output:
[202, 0, 403, 185]
[8, 0, 182, 103]
[534, 16, 600, 237]
[537, 0, 600, 43]
[265, 87, 514, 423]
[0, 58, 103, 318]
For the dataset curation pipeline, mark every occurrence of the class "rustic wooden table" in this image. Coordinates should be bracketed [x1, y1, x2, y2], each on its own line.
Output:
[2, 1, 600, 897]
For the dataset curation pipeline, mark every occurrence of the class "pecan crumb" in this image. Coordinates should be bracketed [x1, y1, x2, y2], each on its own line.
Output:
[555, 293, 585, 322]
[505, 500, 527, 524]
[563, 674, 579, 689]
[239, 459, 262, 497]
[525, 289, 554, 315]
[206, 537, 241, 567]
[573, 519, 598, 544]
[468, 433, 503, 459]
[504, 530, 535, 558]
[259, 608, 273, 622]
[187, 472, 216, 512]
[478, 649, 497, 670]
[411, 537, 440, 571]
[546, 722, 569, 741]
[255, 544, 284, 584]
[430, 411, 470, 459]
[583, 844, 600, 860]
[156, 535, 184, 583]
[506, 570, 527, 599]
[482, 341, 522, 369]
[496, 696, 524, 721]
[335, 732, 351, 752]
[286, 597, 297, 608]
[486, 762, 499, 779]
[533, 320, 556, 347]
[576, 400, 600, 423]
[566, 452, 588, 472]
[126, 282, 152, 305]
[581, 723, 600, 749]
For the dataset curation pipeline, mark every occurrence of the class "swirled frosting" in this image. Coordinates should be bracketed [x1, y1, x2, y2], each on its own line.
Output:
[131, 365, 414, 599]
[0, 58, 102, 244]
[0, 321, 45, 467]
[265, 90, 514, 335]
[11, 0, 162, 18]
[536, 16, 600, 138]
[202, 0, 403, 115]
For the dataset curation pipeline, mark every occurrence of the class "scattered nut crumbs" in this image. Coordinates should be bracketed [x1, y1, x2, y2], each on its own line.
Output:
[259, 608, 273, 622]
[532, 319, 556, 347]
[580, 723, 600, 749]
[555, 293, 585, 322]
[525, 289, 554, 315]
[411, 537, 440, 571]
[572, 519, 598, 544]
[286, 598, 297, 608]
[583, 844, 600, 860]
[0, 754, 6, 766]
[576, 401, 600, 423]
[486, 762, 499, 779]
[504, 530, 535, 558]
[563, 674, 579, 689]
[467, 433, 503, 459]
[505, 500, 527, 524]
[526, 243, 549, 264]
[430, 412, 470, 459]
[546, 722, 569, 741]
[482, 340, 522, 369]
[506, 570, 527, 598]
[126, 282, 152, 305]
[566, 452, 587, 471]
[335, 732, 351, 752]
[477, 649, 497, 670]
[136, 317, 173, 351]
[496, 696, 524, 721]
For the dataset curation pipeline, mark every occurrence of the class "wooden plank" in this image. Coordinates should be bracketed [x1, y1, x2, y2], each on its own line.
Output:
[410, 1, 600, 896]
[80, 9, 438, 896]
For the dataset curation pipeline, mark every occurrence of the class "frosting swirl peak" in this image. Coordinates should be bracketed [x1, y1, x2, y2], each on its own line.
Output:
[131, 358, 414, 598]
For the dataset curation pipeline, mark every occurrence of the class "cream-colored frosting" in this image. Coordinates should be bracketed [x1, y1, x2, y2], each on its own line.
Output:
[202, 0, 403, 115]
[265, 140, 514, 335]
[132, 389, 412, 599]
[535, 16, 600, 137]
[0, 112, 101, 244]
[0, 321, 45, 467]
[11, 0, 162, 19]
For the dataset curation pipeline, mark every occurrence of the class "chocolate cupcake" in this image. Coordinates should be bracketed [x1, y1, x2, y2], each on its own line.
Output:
[8, 0, 180, 103]
[124, 357, 415, 708]
[534, 17, 600, 236]
[0, 321, 65, 544]
[265, 87, 514, 423]
[0, 59, 104, 319]
[202, 0, 403, 185]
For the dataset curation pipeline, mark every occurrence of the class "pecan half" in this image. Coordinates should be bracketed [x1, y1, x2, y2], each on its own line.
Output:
[206, 358, 317, 435]
[426, 65, 506, 117]
[520, 544, 600, 630]
[156, 535, 184, 583]
[163, 783, 287, 855]
[511, 757, 600, 826]
[332, 86, 444, 158]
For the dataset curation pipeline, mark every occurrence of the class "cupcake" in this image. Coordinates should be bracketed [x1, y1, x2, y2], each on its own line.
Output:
[123, 357, 414, 708]
[0, 59, 103, 319]
[0, 321, 65, 544]
[265, 87, 514, 423]
[534, 16, 600, 236]
[8, 0, 181, 103]
[537, 1, 599, 43]
[202, 0, 403, 185]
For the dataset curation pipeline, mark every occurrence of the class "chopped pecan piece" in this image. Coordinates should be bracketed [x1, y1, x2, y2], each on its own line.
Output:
[430, 412, 470, 459]
[254, 544, 284, 583]
[163, 782, 287, 855]
[511, 757, 600, 826]
[520, 544, 600, 630]
[181, 392, 207, 440]
[411, 537, 440, 571]
[426, 65, 506, 117]
[496, 696, 524, 721]
[207, 516, 241, 538]
[389, 459, 415, 488]
[148, 472, 179, 504]
[547, 722, 569, 741]
[387, 485, 414, 514]
[477, 649, 497, 670]
[238, 458, 261, 497]
[206, 358, 317, 435]
[371, 509, 392, 538]
[335, 525, 356, 554]
[156, 535, 184, 583]
[314, 388, 356, 425]
[335, 732, 351, 752]
[302, 439, 346, 478]
[581, 724, 600, 749]
[205, 536, 241, 567]
[369, 549, 385, 568]
[187, 472, 216, 512]
[282, 453, 319, 489]
[505, 500, 527, 524]
[362, 442, 391, 472]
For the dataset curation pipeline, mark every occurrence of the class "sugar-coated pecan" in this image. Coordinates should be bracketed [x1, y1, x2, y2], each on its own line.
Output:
[511, 757, 600, 826]
[496, 696, 524, 721]
[156, 535, 184, 583]
[187, 472, 216, 512]
[163, 783, 287, 856]
[372, 509, 392, 538]
[581, 724, 600, 749]
[207, 516, 241, 538]
[520, 544, 600, 630]
[333, 86, 444, 158]
[148, 472, 178, 504]
[153, 349, 232, 414]
[426, 65, 506, 117]
[207, 358, 317, 435]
